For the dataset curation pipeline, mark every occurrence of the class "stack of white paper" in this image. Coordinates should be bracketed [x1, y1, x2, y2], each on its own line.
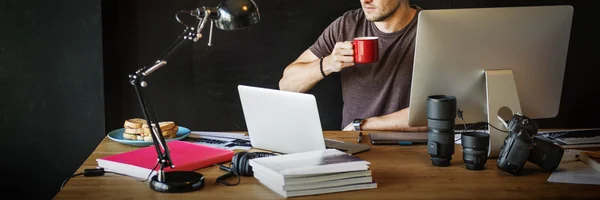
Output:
[249, 149, 377, 198]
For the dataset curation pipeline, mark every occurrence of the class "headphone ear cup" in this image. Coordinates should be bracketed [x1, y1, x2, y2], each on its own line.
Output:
[244, 152, 276, 176]
[238, 152, 250, 176]
[230, 152, 279, 177]
[232, 152, 246, 173]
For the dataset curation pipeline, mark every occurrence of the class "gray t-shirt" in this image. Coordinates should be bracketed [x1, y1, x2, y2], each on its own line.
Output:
[309, 6, 421, 128]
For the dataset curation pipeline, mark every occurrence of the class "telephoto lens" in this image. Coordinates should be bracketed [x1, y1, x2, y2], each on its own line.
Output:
[461, 132, 490, 170]
[426, 95, 457, 167]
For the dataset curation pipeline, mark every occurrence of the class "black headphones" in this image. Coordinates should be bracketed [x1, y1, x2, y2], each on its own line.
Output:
[216, 152, 277, 186]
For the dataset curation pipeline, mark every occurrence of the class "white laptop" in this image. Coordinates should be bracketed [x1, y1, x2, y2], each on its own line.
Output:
[237, 85, 370, 154]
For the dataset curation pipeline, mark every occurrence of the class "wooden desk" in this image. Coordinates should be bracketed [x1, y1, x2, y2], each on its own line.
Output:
[55, 131, 600, 199]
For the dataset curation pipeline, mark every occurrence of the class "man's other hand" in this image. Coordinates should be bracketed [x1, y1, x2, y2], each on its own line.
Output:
[342, 122, 354, 131]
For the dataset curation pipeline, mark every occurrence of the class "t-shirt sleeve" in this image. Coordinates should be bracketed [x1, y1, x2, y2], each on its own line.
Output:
[309, 16, 344, 58]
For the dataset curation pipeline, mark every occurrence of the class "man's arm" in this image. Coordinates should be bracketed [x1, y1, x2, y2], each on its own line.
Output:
[279, 42, 355, 93]
[343, 107, 428, 132]
[278, 50, 323, 93]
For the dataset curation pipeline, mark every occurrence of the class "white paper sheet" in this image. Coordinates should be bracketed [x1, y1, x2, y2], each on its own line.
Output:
[547, 161, 600, 185]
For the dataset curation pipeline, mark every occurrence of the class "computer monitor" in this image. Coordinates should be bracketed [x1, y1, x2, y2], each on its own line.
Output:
[407, 5, 574, 157]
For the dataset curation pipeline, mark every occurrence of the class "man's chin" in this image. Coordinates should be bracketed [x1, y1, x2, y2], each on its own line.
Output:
[365, 15, 385, 22]
[364, 10, 388, 21]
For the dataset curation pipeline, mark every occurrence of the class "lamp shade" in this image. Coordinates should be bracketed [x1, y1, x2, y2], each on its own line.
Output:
[214, 0, 260, 30]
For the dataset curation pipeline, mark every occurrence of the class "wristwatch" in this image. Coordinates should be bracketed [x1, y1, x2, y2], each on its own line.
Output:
[352, 118, 364, 131]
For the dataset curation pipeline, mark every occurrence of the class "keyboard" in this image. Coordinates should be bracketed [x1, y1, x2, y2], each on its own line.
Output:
[183, 135, 252, 150]
[556, 136, 600, 145]
[185, 137, 228, 145]
[540, 129, 600, 145]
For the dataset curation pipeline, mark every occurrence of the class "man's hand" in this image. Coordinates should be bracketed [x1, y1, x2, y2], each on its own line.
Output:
[343, 122, 354, 131]
[322, 41, 355, 74]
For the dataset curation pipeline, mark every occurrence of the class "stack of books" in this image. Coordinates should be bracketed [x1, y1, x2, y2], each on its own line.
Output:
[249, 149, 377, 198]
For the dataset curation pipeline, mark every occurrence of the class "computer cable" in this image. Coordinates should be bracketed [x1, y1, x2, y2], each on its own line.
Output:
[60, 160, 160, 190]
[458, 109, 467, 131]
[456, 108, 468, 142]
[455, 109, 509, 142]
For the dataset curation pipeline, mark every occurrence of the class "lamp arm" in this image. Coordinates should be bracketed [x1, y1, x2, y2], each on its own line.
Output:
[128, 73, 172, 182]
[127, 10, 211, 182]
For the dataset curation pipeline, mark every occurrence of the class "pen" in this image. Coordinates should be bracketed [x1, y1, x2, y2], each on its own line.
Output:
[358, 132, 363, 143]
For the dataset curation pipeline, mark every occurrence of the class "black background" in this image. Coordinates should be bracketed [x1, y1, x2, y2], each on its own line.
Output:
[1, 0, 598, 199]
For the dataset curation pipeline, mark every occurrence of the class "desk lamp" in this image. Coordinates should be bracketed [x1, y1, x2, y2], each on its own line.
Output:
[127, 0, 260, 193]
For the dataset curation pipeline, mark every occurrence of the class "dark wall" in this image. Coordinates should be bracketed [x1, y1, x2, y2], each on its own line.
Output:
[0, 0, 105, 199]
[104, 0, 452, 132]
[104, 0, 365, 132]
[105, 0, 600, 133]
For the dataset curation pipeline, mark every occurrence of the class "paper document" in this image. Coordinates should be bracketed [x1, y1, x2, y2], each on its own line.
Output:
[547, 161, 600, 185]
[561, 149, 583, 163]
[454, 133, 462, 144]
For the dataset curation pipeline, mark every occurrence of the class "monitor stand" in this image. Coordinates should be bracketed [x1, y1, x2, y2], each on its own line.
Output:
[484, 69, 522, 158]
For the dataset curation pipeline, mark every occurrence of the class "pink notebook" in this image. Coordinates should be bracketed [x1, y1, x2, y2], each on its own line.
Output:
[96, 140, 234, 179]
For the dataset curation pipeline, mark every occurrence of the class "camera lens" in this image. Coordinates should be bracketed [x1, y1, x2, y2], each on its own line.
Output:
[461, 131, 490, 170]
[426, 95, 457, 167]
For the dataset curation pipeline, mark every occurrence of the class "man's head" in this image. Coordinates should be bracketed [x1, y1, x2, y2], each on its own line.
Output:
[361, 0, 407, 22]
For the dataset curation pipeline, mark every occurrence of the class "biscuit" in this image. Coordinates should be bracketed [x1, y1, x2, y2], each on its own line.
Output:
[123, 133, 138, 140]
[143, 127, 178, 137]
[124, 128, 144, 134]
[142, 121, 176, 132]
[143, 134, 177, 142]
[124, 118, 146, 129]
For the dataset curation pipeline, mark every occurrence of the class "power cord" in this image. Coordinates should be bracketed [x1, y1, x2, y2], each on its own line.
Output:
[455, 109, 509, 142]
[457, 109, 467, 131]
[60, 160, 160, 190]
[456, 108, 468, 142]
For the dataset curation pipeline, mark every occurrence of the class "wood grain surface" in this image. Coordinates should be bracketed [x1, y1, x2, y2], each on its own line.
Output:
[55, 131, 600, 199]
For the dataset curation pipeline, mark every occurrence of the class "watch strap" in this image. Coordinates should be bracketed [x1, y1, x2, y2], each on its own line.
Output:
[353, 118, 364, 131]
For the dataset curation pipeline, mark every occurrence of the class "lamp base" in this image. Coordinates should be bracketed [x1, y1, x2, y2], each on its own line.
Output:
[149, 171, 205, 193]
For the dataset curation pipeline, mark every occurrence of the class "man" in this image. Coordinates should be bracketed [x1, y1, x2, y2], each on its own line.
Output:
[279, 0, 427, 132]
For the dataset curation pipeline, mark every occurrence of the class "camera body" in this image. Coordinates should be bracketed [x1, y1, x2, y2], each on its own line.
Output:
[497, 113, 564, 175]
[528, 135, 565, 172]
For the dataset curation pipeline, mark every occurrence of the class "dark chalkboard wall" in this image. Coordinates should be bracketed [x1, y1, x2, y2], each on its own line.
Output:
[0, 0, 104, 199]
[105, 0, 452, 132]
[105, 0, 600, 133]
[1, 0, 599, 199]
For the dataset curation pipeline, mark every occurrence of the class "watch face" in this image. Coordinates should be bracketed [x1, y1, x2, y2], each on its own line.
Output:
[353, 119, 362, 124]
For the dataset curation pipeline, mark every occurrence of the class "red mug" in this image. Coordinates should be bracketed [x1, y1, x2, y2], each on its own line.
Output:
[352, 37, 379, 64]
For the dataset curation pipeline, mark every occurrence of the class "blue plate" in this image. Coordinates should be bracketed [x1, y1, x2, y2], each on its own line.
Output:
[107, 126, 191, 147]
